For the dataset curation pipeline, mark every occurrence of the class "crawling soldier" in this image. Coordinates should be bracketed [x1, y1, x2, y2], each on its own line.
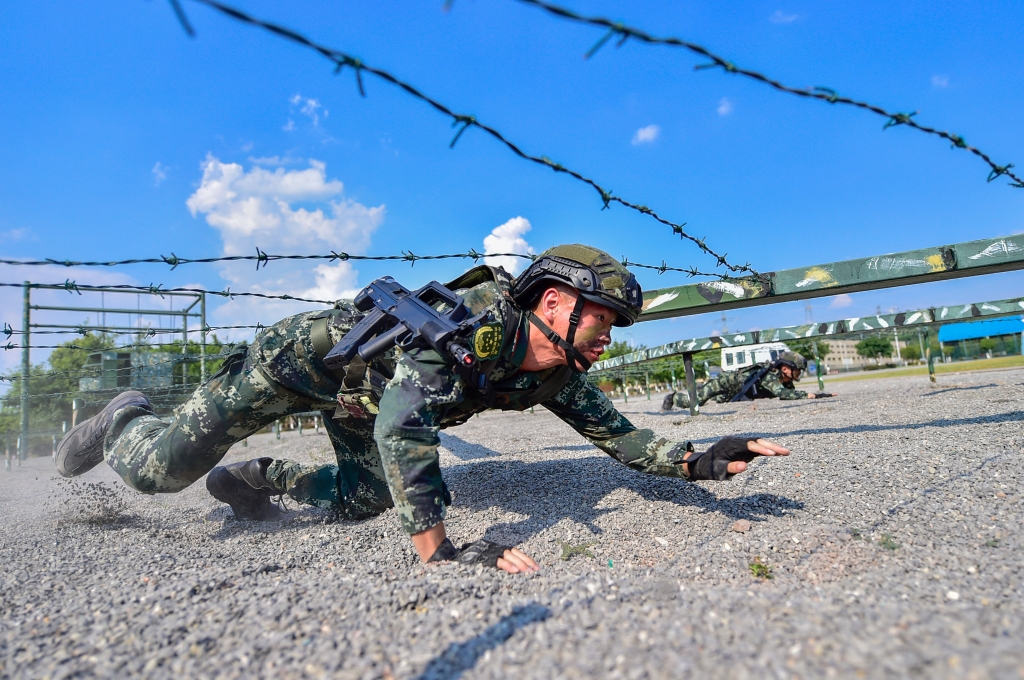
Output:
[663, 351, 829, 411]
[56, 245, 791, 574]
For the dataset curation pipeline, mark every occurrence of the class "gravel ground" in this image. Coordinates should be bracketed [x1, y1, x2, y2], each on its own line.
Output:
[2, 368, 1023, 679]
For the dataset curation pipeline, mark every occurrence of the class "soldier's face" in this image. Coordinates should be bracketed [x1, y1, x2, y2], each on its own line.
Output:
[568, 299, 615, 366]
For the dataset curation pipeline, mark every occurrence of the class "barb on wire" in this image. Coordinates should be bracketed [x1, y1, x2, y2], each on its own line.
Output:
[515, 0, 1024, 189]
[167, 0, 753, 276]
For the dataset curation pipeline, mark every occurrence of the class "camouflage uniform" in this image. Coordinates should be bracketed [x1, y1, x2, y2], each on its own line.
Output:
[671, 362, 807, 409]
[103, 270, 692, 534]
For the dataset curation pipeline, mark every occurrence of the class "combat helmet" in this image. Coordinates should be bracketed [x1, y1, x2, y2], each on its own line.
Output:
[777, 351, 807, 371]
[510, 244, 643, 372]
[510, 244, 643, 327]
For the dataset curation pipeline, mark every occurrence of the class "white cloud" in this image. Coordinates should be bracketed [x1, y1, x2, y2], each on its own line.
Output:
[829, 293, 853, 309]
[186, 155, 385, 328]
[152, 162, 168, 187]
[290, 94, 328, 127]
[717, 98, 733, 116]
[283, 119, 296, 132]
[931, 75, 949, 88]
[248, 155, 302, 166]
[1, 228, 28, 242]
[483, 217, 535, 275]
[769, 10, 798, 24]
[631, 124, 661, 146]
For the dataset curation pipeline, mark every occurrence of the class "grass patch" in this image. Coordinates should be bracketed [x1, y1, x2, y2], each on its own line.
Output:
[878, 534, 900, 551]
[748, 557, 773, 580]
[809, 355, 1024, 384]
[559, 540, 597, 561]
[985, 538, 1000, 548]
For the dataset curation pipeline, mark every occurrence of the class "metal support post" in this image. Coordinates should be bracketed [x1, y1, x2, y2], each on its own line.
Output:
[683, 352, 699, 417]
[274, 420, 281, 439]
[315, 415, 320, 433]
[20, 282, 30, 462]
[200, 292, 207, 382]
[298, 417, 303, 436]
[645, 372, 650, 401]
[670, 367, 676, 392]
[812, 341, 825, 391]
[72, 398, 83, 428]
[918, 331, 926, 364]
[924, 330, 936, 383]
[5, 433, 10, 471]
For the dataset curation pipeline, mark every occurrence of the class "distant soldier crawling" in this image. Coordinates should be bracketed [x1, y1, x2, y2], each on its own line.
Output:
[663, 351, 828, 411]
[56, 245, 791, 574]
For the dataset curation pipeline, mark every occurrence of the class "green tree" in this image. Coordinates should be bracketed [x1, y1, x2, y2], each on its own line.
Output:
[980, 338, 997, 354]
[855, 337, 893, 362]
[598, 340, 639, 361]
[901, 344, 921, 362]
[787, 340, 831, 362]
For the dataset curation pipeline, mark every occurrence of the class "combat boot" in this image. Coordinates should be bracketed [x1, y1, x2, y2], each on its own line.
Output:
[206, 457, 284, 521]
[661, 392, 676, 411]
[55, 390, 152, 477]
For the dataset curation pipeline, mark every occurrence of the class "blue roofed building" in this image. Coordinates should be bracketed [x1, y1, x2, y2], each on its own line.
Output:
[937, 317, 1024, 360]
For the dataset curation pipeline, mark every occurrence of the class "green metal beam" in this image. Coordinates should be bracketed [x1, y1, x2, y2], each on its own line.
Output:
[594, 294, 1024, 373]
[640, 235, 1024, 321]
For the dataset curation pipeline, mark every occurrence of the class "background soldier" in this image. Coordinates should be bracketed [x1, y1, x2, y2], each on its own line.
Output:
[663, 351, 829, 410]
[56, 245, 791, 574]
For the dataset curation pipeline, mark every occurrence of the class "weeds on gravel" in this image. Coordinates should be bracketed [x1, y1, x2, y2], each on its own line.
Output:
[985, 539, 1000, 548]
[849, 528, 863, 540]
[559, 540, 597, 561]
[878, 534, 900, 551]
[748, 557, 773, 580]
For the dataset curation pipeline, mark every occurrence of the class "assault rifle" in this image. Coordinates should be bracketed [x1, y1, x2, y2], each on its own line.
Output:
[729, 359, 781, 402]
[323, 277, 484, 371]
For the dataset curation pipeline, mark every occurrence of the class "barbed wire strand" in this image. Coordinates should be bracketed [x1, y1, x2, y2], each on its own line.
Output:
[0, 351, 238, 384]
[167, 0, 755, 275]
[0, 249, 531, 270]
[0, 281, 335, 305]
[0, 251, 729, 280]
[515, 0, 1023, 189]
[3, 323, 265, 338]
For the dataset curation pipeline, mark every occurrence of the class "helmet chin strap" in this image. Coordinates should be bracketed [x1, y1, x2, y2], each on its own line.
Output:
[527, 295, 592, 372]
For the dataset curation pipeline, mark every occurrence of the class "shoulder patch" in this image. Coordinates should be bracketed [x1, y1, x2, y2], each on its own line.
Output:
[473, 322, 503, 360]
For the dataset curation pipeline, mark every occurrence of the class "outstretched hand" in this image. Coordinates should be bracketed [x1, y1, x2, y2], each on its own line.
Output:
[497, 548, 540, 574]
[684, 437, 790, 479]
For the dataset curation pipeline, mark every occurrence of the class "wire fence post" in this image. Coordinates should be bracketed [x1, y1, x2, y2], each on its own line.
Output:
[924, 329, 936, 383]
[812, 341, 825, 391]
[5, 432, 10, 472]
[20, 281, 30, 462]
[274, 420, 281, 440]
[645, 371, 650, 401]
[200, 292, 207, 382]
[683, 351, 699, 417]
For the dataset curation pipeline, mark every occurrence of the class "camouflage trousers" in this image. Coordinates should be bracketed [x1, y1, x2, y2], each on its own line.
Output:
[103, 311, 393, 520]
[671, 371, 746, 408]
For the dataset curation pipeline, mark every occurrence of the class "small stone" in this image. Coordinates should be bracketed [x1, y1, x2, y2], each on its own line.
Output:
[731, 520, 751, 533]
[654, 537, 669, 547]
[946, 591, 959, 601]
[996, 492, 1006, 498]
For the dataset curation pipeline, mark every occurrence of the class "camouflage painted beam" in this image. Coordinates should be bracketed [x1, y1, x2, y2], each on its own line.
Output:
[593, 294, 1024, 373]
[640, 235, 1024, 321]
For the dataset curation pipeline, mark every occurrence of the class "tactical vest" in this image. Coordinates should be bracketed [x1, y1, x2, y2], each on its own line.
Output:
[311, 265, 573, 421]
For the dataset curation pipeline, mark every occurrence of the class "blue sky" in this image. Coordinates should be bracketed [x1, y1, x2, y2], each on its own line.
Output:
[2, 0, 1023, 379]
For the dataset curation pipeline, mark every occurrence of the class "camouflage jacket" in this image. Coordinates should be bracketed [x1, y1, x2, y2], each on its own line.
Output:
[371, 274, 691, 535]
[744, 362, 808, 401]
